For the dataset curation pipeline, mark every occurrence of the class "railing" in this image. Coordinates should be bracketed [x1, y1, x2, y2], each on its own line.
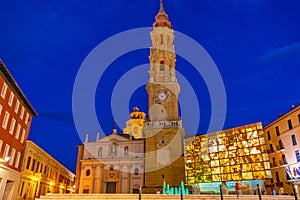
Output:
[279, 159, 288, 165]
[271, 162, 278, 167]
[267, 149, 275, 154]
[144, 119, 182, 129]
[276, 145, 285, 151]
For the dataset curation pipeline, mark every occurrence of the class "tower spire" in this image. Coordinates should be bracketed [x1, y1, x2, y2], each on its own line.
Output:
[153, 0, 171, 28]
[159, 0, 166, 14]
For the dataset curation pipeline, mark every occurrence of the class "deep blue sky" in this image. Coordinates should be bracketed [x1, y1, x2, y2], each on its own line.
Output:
[0, 0, 299, 173]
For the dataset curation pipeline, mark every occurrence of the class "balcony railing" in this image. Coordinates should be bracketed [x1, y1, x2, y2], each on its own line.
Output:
[144, 119, 182, 129]
[276, 145, 285, 151]
[267, 149, 275, 154]
[270, 162, 278, 168]
[279, 159, 288, 165]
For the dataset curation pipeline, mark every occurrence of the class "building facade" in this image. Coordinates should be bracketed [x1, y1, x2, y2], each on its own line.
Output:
[143, 0, 185, 193]
[264, 104, 300, 195]
[184, 122, 271, 194]
[76, 128, 144, 194]
[0, 59, 37, 200]
[18, 140, 75, 199]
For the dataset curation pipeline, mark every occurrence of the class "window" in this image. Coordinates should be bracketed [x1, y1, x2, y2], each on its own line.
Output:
[15, 152, 21, 168]
[279, 140, 284, 149]
[298, 114, 300, 124]
[1, 82, 8, 98]
[282, 154, 287, 165]
[83, 189, 89, 194]
[20, 106, 25, 119]
[8, 92, 14, 106]
[160, 60, 164, 71]
[0, 104, 2, 115]
[292, 134, 297, 146]
[134, 168, 139, 175]
[19, 182, 25, 197]
[3, 144, 10, 161]
[15, 124, 21, 139]
[275, 126, 280, 136]
[110, 165, 114, 171]
[275, 171, 280, 183]
[86, 169, 90, 176]
[36, 161, 40, 173]
[31, 159, 36, 171]
[124, 146, 129, 156]
[9, 118, 16, 134]
[270, 144, 274, 153]
[133, 189, 139, 194]
[9, 148, 16, 165]
[0, 140, 3, 152]
[2, 111, 10, 129]
[267, 131, 271, 140]
[20, 129, 26, 143]
[296, 150, 300, 162]
[44, 166, 48, 175]
[288, 119, 293, 130]
[26, 156, 31, 169]
[15, 100, 20, 113]
[25, 113, 29, 125]
[111, 144, 117, 156]
[272, 157, 276, 167]
[98, 147, 102, 157]
[40, 164, 43, 173]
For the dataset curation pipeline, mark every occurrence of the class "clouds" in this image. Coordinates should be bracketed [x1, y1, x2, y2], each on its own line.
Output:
[257, 42, 300, 64]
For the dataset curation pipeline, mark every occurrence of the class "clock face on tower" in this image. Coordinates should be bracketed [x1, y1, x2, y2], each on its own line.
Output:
[158, 91, 167, 101]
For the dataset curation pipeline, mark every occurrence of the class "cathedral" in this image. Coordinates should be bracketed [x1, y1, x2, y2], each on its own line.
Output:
[75, 0, 186, 194]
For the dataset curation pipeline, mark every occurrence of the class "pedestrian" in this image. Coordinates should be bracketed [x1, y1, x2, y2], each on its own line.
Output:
[235, 182, 242, 198]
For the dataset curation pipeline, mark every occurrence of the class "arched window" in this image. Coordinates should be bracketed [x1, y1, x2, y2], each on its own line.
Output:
[124, 146, 129, 156]
[160, 60, 164, 71]
[110, 165, 114, 171]
[111, 143, 117, 156]
[134, 168, 139, 175]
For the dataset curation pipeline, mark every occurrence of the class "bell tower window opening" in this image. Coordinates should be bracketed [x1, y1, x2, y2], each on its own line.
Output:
[160, 34, 163, 44]
[160, 60, 164, 71]
[124, 146, 129, 156]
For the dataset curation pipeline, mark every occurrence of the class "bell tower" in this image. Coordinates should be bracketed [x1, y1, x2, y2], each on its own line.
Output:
[143, 0, 185, 193]
[147, 0, 180, 122]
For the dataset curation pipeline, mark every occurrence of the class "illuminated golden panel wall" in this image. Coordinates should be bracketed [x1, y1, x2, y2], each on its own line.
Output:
[184, 122, 272, 184]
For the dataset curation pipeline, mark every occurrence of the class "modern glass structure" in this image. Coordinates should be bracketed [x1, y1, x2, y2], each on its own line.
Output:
[184, 122, 272, 190]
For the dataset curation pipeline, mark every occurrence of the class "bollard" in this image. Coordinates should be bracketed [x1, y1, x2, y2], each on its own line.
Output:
[220, 185, 224, 200]
[180, 185, 184, 200]
[139, 185, 142, 200]
[293, 184, 298, 200]
[257, 184, 262, 200]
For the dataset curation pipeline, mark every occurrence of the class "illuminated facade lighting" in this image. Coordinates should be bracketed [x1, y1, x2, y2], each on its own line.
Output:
[184, 122, 272, 185]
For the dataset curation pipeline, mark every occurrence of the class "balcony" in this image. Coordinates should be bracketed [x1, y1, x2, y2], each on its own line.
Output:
[270, 162, 278, 168]
[276, 182, 284, 187]
[279, 159, 288, 166]
[276, 145, 285, 151]
[267, 149, 275, 154]
[144, 119, 182, 129]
